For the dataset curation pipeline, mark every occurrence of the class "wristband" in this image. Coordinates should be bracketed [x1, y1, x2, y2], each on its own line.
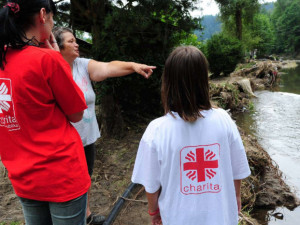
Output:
[148, 207, 160, 216]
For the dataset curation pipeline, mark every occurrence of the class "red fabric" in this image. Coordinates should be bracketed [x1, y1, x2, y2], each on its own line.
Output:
[0, 46, 90, 202]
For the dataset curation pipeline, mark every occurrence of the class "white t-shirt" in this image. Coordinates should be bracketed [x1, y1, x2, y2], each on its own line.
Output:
[71, 58, 100, 146]
[132, 108, 250, 225]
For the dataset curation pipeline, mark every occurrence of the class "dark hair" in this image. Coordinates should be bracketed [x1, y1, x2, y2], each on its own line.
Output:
[53, 27, 74, 50]
[0, 0, 57, 69]
[161, 46, 212, 122]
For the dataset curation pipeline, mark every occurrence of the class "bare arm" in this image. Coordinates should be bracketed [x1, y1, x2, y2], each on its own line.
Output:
[88, 60, 156, 82]
[234, 179, 242, 214]
[66, 111, 84, 123]
[146, 189, 162, 225]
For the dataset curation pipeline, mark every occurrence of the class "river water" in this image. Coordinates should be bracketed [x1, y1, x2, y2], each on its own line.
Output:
[235, 63, 300, 224]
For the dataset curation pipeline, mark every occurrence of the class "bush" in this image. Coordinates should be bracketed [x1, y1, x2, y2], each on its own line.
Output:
[206, 33, 243, 77]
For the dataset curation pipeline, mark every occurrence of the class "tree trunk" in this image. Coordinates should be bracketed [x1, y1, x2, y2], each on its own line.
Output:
[235, 8, 242, 40]
[98, 95, 125, 139]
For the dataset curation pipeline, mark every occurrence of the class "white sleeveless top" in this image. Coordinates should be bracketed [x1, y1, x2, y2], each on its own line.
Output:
[71, 58, 100, 146]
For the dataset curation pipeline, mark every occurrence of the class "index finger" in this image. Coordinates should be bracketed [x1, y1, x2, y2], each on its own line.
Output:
[146, 66, 156, 70]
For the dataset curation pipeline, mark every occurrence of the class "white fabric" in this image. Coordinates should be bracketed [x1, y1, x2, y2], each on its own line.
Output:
[132, 108, 251, 225]
[71, 58, 100, 146]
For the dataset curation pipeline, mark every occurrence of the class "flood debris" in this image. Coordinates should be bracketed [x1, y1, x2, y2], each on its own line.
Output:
[210, 60, 300, 225]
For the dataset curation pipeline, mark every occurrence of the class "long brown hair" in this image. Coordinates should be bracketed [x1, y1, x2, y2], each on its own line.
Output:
[161, 46, 211, 122]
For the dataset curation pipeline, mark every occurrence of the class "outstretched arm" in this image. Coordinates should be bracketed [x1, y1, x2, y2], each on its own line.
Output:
[88, 60, 156, 82]
[146, 189, 162, 225]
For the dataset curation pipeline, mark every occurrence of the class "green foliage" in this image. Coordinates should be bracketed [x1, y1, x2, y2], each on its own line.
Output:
[214, 1, 275, 57]
[174, 31, 205, 50]
[75, 30, 92, 44]
[243, 13, 275, 56]
[206, 33, 243, 76]
[215, 0, 260, 40]
[235, 62, 256, 71]
[85, 0, 199, 116]
[54, 1, 71, 27]
[247, 100, 254, 111]
[272, 0, 300, 54]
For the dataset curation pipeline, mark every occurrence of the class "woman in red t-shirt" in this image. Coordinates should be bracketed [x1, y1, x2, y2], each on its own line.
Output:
[0, 1, 90, 224]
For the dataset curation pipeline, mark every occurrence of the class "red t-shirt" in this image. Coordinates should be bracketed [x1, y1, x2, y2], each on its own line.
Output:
[0, 46, 91, 202]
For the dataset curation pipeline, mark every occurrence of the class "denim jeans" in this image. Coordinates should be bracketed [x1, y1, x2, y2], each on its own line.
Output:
[19, 192, 87, 225]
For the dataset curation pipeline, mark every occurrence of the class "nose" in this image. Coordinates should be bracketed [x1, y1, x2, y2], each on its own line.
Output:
[75, 42, 79, 47]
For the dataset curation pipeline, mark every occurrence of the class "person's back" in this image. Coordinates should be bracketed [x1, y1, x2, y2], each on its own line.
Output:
[0, 1, 91, 224]
[134, 108, 249, 224]
[0, 46, 90, 201]
[132, 46, 250, 225]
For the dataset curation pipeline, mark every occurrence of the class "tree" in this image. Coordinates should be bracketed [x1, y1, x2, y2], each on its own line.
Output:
[243, 13, 275, 57]
[66, 0, 200, 137]
[206, 33, 243, 77]
[272, 0, 300, 54]
[215, 0, 259, 40]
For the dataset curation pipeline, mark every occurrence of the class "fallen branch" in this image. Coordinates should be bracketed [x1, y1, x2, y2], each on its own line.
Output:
[239, 212, 255, 225]
[120, 197, 147, 204]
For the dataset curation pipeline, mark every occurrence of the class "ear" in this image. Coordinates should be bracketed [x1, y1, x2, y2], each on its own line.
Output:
[39, 8, 47, 24]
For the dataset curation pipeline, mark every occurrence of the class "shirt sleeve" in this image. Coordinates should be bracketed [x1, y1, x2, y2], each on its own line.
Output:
[45, 52, 87, 115]
[226, 112, 251, 180]
[131, 125, 161, 193]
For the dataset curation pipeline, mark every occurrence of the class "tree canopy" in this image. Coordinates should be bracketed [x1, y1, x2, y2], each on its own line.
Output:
[272, 0, 300, 54]
[60, 0, 201, 136]
[215, 0, 259, 40]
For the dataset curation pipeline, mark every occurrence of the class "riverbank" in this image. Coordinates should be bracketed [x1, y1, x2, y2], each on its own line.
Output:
[209, 59, 300, 224]
[0, 60, 299, 225]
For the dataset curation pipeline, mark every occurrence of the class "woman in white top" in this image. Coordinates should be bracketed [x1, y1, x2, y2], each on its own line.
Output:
[132, 46, 251, 225]
[53, 27, 156, 225]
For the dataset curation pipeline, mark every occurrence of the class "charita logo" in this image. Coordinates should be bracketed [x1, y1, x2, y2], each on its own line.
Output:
[180, 144, 221, 195]
[0, 79, 20, 131]
[0, 82, 11, 113]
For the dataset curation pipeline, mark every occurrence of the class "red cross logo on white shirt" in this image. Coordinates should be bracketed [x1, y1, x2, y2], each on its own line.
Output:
[180, 144, 221, 195]
[183, 148, 219, 182]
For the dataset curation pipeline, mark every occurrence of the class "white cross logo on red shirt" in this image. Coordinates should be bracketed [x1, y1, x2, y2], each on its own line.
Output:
[0, 82, 12, 113]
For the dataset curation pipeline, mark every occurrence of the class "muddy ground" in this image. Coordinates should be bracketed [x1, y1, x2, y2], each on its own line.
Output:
[0, 60, 299, 225]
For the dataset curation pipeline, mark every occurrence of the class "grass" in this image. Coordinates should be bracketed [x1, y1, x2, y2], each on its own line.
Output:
[247, 101, 255, 111]
[235, 62, 257, 71]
